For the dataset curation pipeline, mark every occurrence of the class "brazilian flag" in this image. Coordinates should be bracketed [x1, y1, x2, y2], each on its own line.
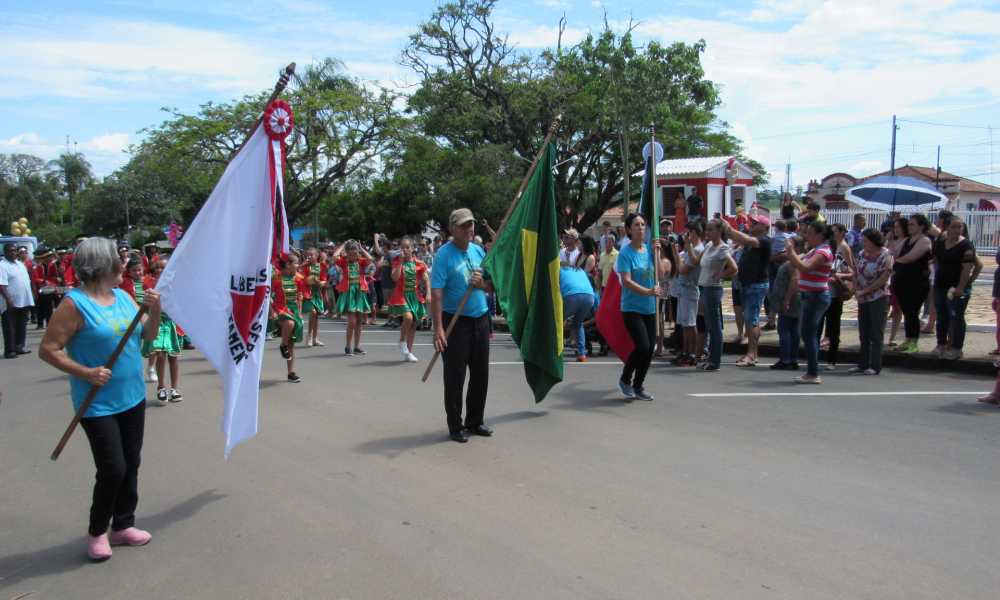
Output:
[482, 143, 563, 403]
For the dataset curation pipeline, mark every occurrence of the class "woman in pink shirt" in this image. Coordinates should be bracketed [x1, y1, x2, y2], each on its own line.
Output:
[786, 221, 835, 383]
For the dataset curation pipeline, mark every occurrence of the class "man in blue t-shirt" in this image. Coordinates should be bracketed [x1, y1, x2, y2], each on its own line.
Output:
[431, 208, 496, 443]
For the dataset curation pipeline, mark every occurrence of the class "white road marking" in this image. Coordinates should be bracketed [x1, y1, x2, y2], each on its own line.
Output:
[689, 391, 986, 397]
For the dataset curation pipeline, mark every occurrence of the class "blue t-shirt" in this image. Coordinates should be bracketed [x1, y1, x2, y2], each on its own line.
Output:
[66, 288, 146, 418]
[559, 266, 595, 298]
[617, 243, 656, 314]
[430, 242, 489, 318]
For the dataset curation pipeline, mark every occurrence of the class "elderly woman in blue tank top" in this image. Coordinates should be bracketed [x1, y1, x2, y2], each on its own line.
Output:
[39, 238, 162, 561]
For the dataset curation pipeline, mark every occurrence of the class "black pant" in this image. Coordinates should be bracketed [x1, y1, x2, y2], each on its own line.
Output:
[36, 292, 57, 328]
[621, 311, 656, 389]
[817, 297, 844, 364]
[858, 296, 890, 372]
[79, 400, 146, 536]
[669, 297, 682, 351]
[895, 277, 928, 340]
[441, 312, 490, 433]
[1, 305, 29, 355]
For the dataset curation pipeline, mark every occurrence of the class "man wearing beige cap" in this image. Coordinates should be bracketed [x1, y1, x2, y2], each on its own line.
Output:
[431, 208, 496, 443]
[560, 228, 580, 266]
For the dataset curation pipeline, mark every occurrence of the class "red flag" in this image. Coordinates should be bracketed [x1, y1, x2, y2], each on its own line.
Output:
[595, 269, 633, 362]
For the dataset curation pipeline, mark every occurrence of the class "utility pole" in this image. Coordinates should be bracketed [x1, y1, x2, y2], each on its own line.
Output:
[936, 146, 941, 189]
[890, 115, 898, 175]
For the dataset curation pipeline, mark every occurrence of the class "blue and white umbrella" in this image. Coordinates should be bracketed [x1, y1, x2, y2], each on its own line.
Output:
[846, 175, 950, 211]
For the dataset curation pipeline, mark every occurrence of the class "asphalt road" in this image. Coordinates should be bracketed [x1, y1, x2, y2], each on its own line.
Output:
[2, 324, 999, 599]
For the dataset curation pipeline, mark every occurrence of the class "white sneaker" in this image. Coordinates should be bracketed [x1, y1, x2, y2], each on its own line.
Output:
[265, 332, 274, 340]
[147, 366, 158, 382]
[399, 341, 409, 355]
[405, 353, 419, 363]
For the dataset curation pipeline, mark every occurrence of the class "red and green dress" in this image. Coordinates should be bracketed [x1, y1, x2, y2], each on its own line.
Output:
[272, 271, 305, 343]
[389, 257, 428, 320]
[334, 257, 371, 314]
[300, 263, 327, 314]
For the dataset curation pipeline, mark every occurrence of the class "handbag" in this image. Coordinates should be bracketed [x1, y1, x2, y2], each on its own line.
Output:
[828, 256, 854, 301]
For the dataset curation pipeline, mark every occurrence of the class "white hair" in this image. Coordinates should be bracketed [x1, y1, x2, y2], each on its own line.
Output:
[73, 238, 123, 284]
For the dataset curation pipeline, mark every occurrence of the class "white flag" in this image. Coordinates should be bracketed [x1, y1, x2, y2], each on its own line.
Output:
[157, 101, 293, 457]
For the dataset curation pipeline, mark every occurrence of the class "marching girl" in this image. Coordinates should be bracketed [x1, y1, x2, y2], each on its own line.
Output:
[389, 237, 430, 363]
[331, 240, 375, 356]
[142, 256, 183, 403]
[300, 248, 328, 347]
[270, 253, 305, 383]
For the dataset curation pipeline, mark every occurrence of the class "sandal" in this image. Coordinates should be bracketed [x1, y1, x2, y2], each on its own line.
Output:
[886, 339, 898, 347]
[735, 357, 757, 367]
[847, 367, 862, 373]
[977, 392, 1000, 405]
[989, 349, 1000, 356]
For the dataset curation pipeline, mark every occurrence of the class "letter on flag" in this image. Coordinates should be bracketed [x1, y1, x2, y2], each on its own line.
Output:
[156, 101, 293, 457]
[481, 143, 563, 403]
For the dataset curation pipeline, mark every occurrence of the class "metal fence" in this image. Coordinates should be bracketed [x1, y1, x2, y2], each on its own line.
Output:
[767, 208, 1000, 255]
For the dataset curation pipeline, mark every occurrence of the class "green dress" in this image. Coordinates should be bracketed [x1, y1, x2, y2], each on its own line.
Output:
[335, 260, 371, 314]
[301, 264, 325, 314]
[142, 312, 181, 357]
[390, 260, 427, 320]
[273, 275, 304, 343]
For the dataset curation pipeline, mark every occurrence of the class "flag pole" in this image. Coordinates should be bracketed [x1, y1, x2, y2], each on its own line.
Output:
[650, 125, 663, 355]
[232, 62, 297, 160]
[51, 64, 296, 460]
[422, 114, 563, 382]
[51, 306, 149, 460]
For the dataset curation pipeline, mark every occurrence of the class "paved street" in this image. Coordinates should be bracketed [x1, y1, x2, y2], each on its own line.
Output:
[2, 323, 1000, 599]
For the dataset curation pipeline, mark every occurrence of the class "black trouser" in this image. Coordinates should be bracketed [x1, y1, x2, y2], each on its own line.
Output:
[817, 297, 844, 364]
[441, 312, 490, 433]
[669, 297, 682, 351]
[895, 277, 928, 340]
[36, 292, 57, 328]
[858, 296, 890, 372]
[1, 305, 29, 354]
[79, 400, 146, 537]
[621, 311, 656, 389]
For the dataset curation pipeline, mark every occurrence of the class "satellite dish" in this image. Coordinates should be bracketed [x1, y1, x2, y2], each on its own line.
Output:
[641, 142, 664, 163]
[141, 230, 150, 238]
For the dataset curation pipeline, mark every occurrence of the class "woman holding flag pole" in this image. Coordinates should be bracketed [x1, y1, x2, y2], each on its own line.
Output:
[617, 212, 664, 400]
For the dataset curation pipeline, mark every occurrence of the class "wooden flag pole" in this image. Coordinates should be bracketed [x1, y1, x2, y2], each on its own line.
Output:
[421, 114, 564, 383]
[51, 306, 149, 460]
[51, 65, 296, 460]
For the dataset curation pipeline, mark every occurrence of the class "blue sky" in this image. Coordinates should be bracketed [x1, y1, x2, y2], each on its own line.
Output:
[2, 0, 999, 190]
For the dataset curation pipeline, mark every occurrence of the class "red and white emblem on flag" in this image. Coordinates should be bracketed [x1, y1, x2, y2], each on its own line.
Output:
[264, 100, 293, 140]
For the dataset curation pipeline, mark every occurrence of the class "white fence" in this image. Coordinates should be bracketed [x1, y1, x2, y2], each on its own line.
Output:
[767, 208, 1000, 255]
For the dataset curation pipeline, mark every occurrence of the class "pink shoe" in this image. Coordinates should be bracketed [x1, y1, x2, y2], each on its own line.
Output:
[87, 533, 112, 560]
[108, 527, 152, 546]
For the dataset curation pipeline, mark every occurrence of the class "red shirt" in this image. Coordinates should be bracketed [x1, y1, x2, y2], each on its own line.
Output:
[334, 257, 370, 292]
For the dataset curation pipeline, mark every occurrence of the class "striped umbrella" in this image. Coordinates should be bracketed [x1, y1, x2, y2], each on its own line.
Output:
[846, 175, 949, 211]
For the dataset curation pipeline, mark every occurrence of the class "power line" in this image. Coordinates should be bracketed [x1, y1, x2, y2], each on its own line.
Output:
[898, 120, 992, 129]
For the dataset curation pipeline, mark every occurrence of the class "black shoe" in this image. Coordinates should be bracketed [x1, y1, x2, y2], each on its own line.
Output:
[353, 347, 366, 355]
[769, 361, 792, 370]
[4, 353, 17, 359]
[761, 323, 777, 331]
[345, 346, 354, 356]
[16, 349, 31, 355]
[450, 430, 468, 443]
[788, 362, 800, 370]
[633, 387, 654, 401]
[279, 345, 291, 360]
[182, 341, 196, 350]
[465, 424, 493, 437]
[288, 372, 301, 383]
[597, 347, 609, 357]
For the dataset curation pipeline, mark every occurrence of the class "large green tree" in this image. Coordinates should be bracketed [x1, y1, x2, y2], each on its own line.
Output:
[133, 62, 406, 226]
[48, 152, 93, 228]
[82, 169, 176, 241]
[0, 153, 61, 227]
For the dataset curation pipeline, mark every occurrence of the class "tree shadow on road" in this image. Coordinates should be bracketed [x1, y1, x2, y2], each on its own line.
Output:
[0, 489, 227, 590]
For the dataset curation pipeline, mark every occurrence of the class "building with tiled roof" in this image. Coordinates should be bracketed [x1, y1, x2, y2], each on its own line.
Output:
[806, 166, 1000, 211]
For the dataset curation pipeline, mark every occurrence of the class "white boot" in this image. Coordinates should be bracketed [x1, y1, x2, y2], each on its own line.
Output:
[399, 341, 409, 355]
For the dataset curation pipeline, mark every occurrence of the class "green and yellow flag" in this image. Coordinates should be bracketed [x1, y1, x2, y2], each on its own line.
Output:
[482, 144, 563, 403]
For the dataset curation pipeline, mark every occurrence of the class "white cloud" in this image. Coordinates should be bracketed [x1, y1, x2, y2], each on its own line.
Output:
[0, 133, 46, 146]
[850, 160, 884, 175]
[85, 133, 130, 154]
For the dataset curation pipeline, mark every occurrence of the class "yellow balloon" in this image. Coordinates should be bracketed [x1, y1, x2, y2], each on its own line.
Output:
[18, 218, 27, 226]
[10, 222, 18, 230]
[23, 228, 31, 236]
[11, 228, 21, 236]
